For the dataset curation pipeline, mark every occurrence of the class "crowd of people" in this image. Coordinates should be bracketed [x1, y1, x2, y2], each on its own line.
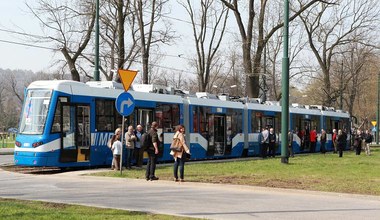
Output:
[108, 122, 191, 182]
[259, 126, 374, 158]
[109, 122, 374, 181]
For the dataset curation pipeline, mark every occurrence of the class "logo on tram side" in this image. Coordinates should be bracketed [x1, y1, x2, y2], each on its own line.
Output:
[91, 133, 113, 146]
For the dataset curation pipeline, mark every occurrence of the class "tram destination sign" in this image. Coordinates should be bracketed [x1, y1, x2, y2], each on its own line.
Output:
[115, 92, 135, 116]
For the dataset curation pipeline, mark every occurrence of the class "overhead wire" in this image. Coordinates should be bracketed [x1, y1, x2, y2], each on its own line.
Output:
[0, 4, 238, 74]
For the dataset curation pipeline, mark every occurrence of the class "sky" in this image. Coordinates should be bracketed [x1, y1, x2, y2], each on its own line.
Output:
[0, 1, 237, 77]
[0, 1, 56, 72]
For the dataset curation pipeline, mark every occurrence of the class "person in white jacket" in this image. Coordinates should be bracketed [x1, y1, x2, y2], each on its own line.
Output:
[111, 132, 122, 170]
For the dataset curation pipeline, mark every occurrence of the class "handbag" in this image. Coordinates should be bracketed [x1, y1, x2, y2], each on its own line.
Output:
[184, 152, 191, 161]
[170, 137, 183, 152]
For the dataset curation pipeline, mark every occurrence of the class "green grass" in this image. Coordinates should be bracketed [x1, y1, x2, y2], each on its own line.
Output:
[1, 135, 15, 148]
[0, 198, 196, 220]
[93, 148, 380, 196]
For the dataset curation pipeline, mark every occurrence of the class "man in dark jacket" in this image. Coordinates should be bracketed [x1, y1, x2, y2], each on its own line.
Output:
[145, 121, 160, 181]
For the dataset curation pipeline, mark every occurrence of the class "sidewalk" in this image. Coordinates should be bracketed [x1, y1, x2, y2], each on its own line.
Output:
[1, 168, 380, 220]
[0, 148, 14, 155]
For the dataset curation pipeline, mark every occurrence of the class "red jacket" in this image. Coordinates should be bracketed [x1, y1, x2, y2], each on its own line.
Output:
[310, 130, 317, 142]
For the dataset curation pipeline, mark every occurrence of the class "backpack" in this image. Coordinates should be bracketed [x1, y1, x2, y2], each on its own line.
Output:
[365, 134, 373, 143]
[141, 132, 152, 151]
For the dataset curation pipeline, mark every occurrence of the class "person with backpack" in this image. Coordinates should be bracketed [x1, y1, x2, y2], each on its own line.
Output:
[170, 124, 190, 182]
[364, 129, 372, 156]
[145, 121, 160, 181]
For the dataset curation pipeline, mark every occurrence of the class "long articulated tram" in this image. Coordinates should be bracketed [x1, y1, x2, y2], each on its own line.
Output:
[14, 80, 350, 167]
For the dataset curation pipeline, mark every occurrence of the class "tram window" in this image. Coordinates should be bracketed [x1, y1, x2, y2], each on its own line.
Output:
[51, 99, 62, 133]
[228, 109, 242, 135]
[251, 111, 263, 132]
[96, 99, 116, 132]
[310, 116, 320, 131]
[199, 107, 211, 138]
[192, 107, 199, 132]
[156, 103, 179, 132]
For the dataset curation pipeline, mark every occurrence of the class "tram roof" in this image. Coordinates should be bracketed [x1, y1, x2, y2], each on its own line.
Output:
[186, 96, 244, 109]
[246, 102, 281, 112]
[321, 110, 350, 118]
[28, 80, 184, 103]
[289, 107, 321, 115]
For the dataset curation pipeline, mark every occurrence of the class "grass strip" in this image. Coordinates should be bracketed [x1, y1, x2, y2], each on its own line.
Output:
[93, 148, 380, 195]
[0, 198, 196, 220]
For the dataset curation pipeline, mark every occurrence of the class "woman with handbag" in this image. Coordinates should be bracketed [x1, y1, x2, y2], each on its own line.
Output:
[170, 124, 190, 182]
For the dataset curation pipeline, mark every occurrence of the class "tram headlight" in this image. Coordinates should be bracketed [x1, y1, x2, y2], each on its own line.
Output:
[15, 141, 21, 147]
[32, 141, 43, 148]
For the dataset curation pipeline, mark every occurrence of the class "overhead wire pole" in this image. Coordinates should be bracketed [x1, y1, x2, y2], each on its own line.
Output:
[281, 0, 290, 164]
[377, 71, 379, 144]
[94, 0, 100, 81]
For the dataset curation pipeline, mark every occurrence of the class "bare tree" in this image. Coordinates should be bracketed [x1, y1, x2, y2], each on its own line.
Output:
[221, 0, 330, 98]
[84, 0, 140, 81]
[27, 0, 96, 81]
[179, 0, 229, 92]
[299, 0, 379, 106]
[134, 0, 174, 84]
[342, 45, 374, 115]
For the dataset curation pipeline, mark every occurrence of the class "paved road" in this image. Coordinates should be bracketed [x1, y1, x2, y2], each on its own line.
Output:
[0, 154, 13, 165]
[0, 168, 379, 220]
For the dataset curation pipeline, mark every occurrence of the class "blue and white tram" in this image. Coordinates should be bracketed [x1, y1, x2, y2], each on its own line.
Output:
[14, 80, 350, 167]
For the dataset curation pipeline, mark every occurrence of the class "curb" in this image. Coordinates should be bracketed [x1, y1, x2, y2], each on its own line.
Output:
[0, 149, 14, 156]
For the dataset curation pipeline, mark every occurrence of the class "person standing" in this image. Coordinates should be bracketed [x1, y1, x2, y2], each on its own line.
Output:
[171, 124, 190, 182]
[108, 128, 121, 170]
[145, 121, 160, 181]
[337, 129, 345, 157]
[304, 126, 310, 151]
[287, 130, 294, 158]
[364, 129, 372, 156]
[261, 127, 269, 158]
[111, 132, 122, 170]
[320, 129, 327, 154]
[297, 127, 304, 151]
[258, 128, 263, 158]
[310, 127, 317, 153]
[332, 129, 337, 153]
[134, 124, 144, 167]
[268, 128, 276, 158]
[125, 125, 136, 169]
[354, 130, 363, 155]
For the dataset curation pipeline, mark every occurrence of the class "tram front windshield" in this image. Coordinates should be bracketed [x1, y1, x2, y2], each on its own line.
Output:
[19, 89, 52, 135]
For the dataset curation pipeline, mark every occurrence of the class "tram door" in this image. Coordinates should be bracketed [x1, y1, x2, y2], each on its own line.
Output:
[207, 114, 226, 156]
[76, 106, 90, 162]
[59, 104, 90, 163]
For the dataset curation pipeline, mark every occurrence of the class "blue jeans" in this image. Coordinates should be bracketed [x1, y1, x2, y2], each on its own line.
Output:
[126, 148, 134, 168]
[173, 156, 186, 180]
